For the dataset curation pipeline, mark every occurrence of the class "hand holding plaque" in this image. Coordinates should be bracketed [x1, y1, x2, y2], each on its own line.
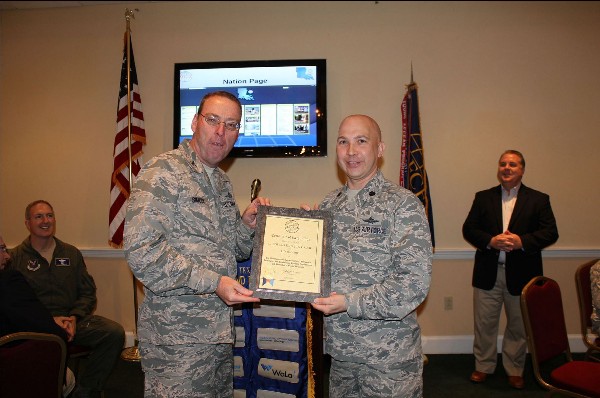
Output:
[248, 206, 332, 302]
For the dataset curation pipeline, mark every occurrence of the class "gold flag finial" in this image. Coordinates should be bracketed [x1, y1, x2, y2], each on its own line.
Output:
[406, 62, 417, 91]
[125, 8, 135, 22]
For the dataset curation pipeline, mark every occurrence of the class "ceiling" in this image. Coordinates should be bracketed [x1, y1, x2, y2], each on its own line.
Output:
[0, 1, 155, 10]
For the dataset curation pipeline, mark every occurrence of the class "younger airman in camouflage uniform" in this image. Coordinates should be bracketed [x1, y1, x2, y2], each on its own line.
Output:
[311, 115, 432, 398]
[124, 91, 267, 398]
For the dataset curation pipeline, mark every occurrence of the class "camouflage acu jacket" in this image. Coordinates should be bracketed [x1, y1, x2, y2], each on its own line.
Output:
[319, 171, 433, 365]
[124, 140, 254, 345]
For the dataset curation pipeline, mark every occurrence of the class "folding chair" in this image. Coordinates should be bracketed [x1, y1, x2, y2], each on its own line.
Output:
[575, 259, 600, 362]
[521, 276, 600, 397]
[0, 332, 67, 398]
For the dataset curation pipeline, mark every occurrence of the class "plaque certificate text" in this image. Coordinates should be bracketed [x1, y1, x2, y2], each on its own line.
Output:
[249, 206, 332, 302]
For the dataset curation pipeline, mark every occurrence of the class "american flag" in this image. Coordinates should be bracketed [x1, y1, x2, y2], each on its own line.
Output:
[109, 33, 146, 248]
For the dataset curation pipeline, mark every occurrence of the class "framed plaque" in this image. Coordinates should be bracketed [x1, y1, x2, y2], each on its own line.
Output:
[248, 206, 332, 302]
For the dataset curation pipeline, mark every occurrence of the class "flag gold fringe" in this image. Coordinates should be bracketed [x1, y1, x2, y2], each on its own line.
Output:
[307, 304, 315, 398]
[108, 241, 123, 249]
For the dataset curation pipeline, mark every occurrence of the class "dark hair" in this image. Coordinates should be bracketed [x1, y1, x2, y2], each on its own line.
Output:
[500, 149, 525, 168]
[25, 200, 53, 220]
[198, 91, 242, 115]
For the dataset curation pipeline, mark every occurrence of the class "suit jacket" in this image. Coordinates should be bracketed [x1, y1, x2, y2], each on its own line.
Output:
[462, 184, 559, 295]
[0, 268, 67, 340]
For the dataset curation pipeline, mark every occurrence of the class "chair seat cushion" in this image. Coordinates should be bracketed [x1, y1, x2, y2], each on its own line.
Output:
[551, 361, 600, 396]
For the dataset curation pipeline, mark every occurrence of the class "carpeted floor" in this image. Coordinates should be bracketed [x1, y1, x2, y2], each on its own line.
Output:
[101, 358, 144, 398]
[423, 354, 549, 397]
[100, 353, 586, 397]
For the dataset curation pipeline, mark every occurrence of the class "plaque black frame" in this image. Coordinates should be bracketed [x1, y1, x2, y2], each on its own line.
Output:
[249, 206, 332, 302]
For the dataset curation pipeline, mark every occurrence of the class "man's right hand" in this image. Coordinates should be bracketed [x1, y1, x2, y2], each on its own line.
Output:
[215, 275, 260, 306]
[54, 316, 75, 342]
[490, 231, 516, 252]
[300, 203, 319, 211]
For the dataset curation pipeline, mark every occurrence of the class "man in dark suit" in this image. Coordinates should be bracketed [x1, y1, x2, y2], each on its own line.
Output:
[463, 150, 558, 389]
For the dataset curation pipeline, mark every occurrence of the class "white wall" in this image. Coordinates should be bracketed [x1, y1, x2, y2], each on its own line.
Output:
[1, 1, 599, 350]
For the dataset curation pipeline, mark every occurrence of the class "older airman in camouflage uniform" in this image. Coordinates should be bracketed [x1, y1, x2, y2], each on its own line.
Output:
[311, 115, 432, 398]
[124, 91, 266, 398]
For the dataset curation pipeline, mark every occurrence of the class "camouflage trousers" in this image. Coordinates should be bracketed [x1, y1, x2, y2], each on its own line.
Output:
[328, 356, 423, 398]
[140, 342, 234, 398]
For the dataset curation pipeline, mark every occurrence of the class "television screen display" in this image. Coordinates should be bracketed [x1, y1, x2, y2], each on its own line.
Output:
[174, 59, 327, 158]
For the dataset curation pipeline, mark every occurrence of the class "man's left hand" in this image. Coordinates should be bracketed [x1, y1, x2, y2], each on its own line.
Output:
[311, 292, 347, 316]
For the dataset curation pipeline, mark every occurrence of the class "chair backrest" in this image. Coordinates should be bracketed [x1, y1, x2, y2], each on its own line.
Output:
[521, 276, 570, 364]
[0, 332, 67, 398]
[575, 259, 598, 333]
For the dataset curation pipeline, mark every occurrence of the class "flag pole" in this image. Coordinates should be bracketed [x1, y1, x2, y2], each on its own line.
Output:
[400, 66, 430, 365]
[126, 9, 133, 191]
[121, 7, 141, 363]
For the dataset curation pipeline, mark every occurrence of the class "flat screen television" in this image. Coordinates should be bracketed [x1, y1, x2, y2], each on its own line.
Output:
[174, 59, 327, 158]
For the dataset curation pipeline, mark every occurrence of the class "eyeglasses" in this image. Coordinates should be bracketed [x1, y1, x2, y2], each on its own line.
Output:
[199, 113, 241, 131]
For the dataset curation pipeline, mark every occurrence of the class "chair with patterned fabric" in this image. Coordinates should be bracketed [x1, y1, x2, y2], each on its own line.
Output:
[521, 276, 600, 397]
[575, 259, 600, 362]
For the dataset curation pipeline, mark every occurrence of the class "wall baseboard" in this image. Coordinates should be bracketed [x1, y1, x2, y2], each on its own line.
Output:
[422, 334, 588, 354]
[83, 247, 600, 260]
[123, 331, 589, 354]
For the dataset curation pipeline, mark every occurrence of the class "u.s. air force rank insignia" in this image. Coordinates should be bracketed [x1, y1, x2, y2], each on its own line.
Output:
[55, 258, 70, 266]
[27, 259, 41, 271]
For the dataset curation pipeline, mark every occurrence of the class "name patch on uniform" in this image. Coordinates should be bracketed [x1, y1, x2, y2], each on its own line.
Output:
[353, 225, 387, 235]
[55, 258, 70, 266]
[192, 197, 205, 203]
